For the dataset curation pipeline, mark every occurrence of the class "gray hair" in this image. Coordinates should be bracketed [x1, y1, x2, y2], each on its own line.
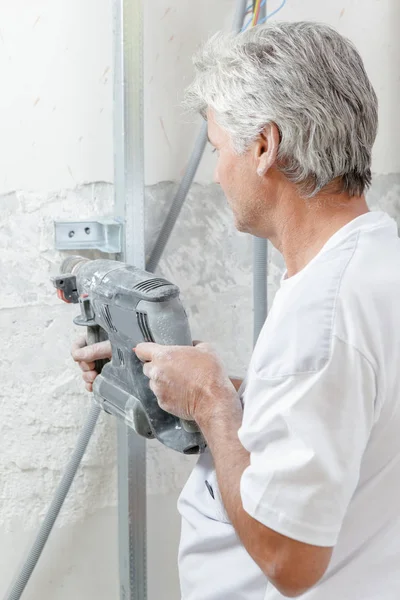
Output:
[184, 22, 378, 197]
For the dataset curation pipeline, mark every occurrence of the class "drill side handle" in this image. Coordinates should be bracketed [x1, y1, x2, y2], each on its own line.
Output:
[86, 325, 109, 374]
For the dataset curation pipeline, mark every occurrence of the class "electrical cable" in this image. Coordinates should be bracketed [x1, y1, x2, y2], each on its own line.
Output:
[252, 0, 262, 26]
[4, 402, 101, 600]
[245, 0, 266, 16]
[244, 2, 270, 346]
[244, 0, 287, 28]
[251, 0, 269, 344]
[258, 0, 287, 23]
[242, 16, 252, 30]
[250, 0, 291, 343]
[147, 0, 248, 272]
[243, 0, 262, 31]
[249, 0, 289, 345]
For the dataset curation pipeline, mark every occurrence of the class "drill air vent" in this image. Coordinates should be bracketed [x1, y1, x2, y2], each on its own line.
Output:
[101, 304, 117, 332]
[117, 348, 125, 365]
[133, 278, 170, 293]
[136, 312, 155, 343]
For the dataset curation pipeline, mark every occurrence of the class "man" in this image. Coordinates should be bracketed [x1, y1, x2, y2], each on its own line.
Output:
[72, 22, 400, 599]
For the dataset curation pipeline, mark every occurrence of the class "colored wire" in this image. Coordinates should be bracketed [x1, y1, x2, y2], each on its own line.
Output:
[245, 0, 266, 15]
[244, 0, 284, 31]
[252, 0, 262, 26]
[243, 0, 264, 30]
[258, 0, 287, 23]
[242, 15, 253, 30]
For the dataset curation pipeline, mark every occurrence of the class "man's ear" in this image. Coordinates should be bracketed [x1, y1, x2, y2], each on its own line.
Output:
[254, 123, 280, 177]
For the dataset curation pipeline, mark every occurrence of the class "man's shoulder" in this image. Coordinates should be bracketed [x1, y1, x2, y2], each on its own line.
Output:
[252, 230, 362, 379]
[254, 222, 400, 379]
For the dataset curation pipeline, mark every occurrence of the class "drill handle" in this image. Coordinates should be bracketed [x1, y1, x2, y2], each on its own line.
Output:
[87, 325, 109, 374]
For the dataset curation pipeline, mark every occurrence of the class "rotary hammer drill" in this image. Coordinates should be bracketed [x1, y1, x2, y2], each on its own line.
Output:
[53, 256, 206, 455]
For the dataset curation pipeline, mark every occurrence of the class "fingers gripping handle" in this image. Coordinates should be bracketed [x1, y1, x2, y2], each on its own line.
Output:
[86, 326, 109, 374]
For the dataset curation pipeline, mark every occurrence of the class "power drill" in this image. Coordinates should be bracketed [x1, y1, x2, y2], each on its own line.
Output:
[52, 256, 206, 455]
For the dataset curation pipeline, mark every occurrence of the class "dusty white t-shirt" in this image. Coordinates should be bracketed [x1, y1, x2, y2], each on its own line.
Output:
[178, 211, 400, 600]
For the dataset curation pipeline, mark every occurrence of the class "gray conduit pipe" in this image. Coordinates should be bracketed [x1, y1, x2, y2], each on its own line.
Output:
[4, 402, 101, 600]
[146, 120, 208, 272]
[3, 3, 249, 600]
[253, 2, 269, 346]
[147, 0, 248, 272]
[253, 236, 268, 344]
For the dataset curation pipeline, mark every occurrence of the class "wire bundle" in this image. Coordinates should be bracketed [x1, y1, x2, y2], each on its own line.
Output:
[243, 0, 287, 30]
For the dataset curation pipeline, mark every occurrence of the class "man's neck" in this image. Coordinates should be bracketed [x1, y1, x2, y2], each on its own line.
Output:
[271, 191, 369, 278]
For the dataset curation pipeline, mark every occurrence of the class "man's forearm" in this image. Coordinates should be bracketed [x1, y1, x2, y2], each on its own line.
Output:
[198, 390, 249, 525]
[197, 392, 286, 588]
[196, 390, 278, 575]
[196, 388, 328, 598]
[199, 391, 273, 576]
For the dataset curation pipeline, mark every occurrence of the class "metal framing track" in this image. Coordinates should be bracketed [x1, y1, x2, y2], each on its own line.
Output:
[113, 1, 147, 598]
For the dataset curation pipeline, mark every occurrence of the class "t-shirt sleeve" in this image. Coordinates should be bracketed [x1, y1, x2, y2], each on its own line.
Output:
[238, 335, 377, 547]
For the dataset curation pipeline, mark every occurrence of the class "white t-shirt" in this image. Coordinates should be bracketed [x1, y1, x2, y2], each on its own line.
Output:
[178, 211, 400, 600]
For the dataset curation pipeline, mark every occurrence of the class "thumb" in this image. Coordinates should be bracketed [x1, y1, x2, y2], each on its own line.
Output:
[135, 342, 162, 362]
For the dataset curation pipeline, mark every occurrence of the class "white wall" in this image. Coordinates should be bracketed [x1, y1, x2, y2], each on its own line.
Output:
[1, 1, 399, 599]
[0, 0, 398, 195]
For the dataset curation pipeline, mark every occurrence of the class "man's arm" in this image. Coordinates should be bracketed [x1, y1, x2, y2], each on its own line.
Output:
[133, 341, 343, 597]
[78, 339, 366, 599]
[196, 392, 332, 598]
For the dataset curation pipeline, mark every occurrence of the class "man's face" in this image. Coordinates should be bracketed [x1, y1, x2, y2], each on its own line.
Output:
[207, 109, 273, 236]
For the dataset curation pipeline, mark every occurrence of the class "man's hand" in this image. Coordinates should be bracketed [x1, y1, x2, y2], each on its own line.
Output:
[71, 336, 242, 399]
[134, 342, 240, 426]
[71, 336, 112, 392]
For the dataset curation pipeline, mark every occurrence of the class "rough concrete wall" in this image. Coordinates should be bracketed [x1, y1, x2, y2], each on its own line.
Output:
[1, 175, 399, 598]
[0, 179, 254, 527]
[0, 180, 254, 599]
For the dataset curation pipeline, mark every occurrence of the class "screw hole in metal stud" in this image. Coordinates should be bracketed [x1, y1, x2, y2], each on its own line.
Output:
[68, 230, 75, 238]
[84, 227, 91, 235]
